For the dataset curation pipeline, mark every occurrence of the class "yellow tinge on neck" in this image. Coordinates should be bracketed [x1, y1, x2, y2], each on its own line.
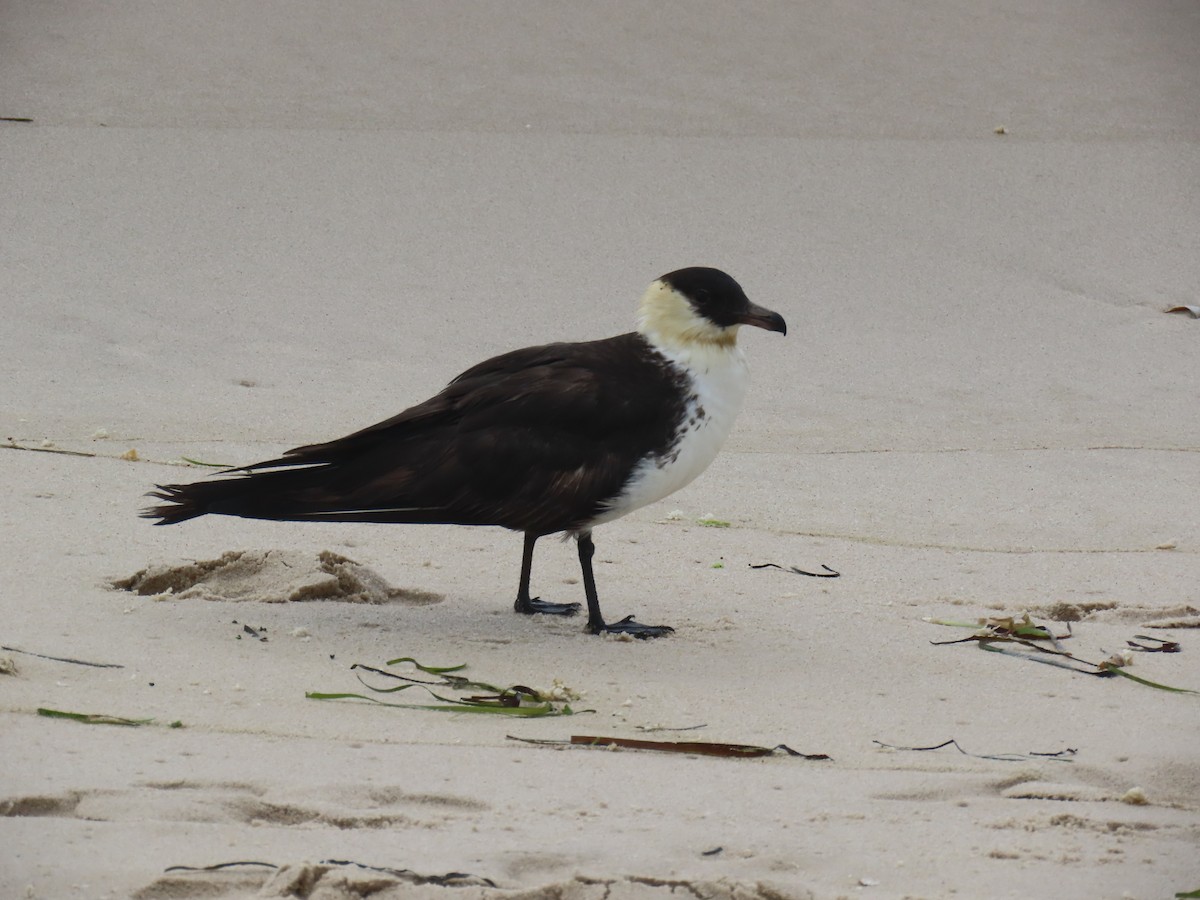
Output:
[636, 281, 739, 350]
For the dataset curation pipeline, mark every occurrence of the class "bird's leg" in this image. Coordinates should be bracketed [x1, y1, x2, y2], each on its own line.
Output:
[513, 531, 580, 616]
[577, 531, 674, 638]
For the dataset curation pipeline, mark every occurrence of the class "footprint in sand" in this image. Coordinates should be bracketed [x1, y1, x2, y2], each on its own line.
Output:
[1031, 600, 1200, 629]
[0, 779, 486, 829]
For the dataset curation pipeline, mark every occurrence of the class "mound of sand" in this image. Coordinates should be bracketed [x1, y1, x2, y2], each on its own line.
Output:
[110, 550, 443, 605]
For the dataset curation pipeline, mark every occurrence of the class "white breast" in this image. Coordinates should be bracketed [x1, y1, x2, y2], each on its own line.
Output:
[586, 342, 750, 529]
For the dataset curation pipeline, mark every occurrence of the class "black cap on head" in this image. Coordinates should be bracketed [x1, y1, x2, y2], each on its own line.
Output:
[660, 267, 750, 328]
[660, 267, 787, 335]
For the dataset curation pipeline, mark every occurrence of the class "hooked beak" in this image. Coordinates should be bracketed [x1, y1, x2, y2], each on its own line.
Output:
[738, 302, 787, 336]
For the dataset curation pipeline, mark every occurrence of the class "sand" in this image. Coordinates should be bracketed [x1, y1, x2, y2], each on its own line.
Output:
[2, 3, 1198, 898]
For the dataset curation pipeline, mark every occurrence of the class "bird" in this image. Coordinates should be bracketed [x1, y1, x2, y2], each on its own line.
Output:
[143, 267, 786, 638]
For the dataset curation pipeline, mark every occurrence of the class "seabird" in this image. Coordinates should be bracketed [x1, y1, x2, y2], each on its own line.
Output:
[143, 267, 786, 638]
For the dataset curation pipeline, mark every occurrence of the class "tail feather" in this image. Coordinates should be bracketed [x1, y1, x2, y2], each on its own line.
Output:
[142, 461, 462, 526]
[142, 478, 257, 525]
[143, 466, 337, 525]
[141, 485, 194, 524]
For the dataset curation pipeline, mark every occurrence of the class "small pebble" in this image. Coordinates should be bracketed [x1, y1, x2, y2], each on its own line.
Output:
[1121, 787, 1148, 806]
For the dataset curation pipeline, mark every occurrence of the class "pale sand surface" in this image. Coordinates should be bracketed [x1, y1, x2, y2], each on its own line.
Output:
[2, 3, 1199, 898]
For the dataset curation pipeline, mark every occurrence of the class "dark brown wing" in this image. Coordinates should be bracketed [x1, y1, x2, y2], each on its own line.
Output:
[145, 332, 689, 534]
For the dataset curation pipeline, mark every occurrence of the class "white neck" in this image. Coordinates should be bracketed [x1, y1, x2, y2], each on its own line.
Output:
[586, 282, 752, 528]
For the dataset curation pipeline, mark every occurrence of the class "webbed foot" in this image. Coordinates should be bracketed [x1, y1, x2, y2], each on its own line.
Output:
[588, 614, 674, 639]
[515, 595, 581, 617]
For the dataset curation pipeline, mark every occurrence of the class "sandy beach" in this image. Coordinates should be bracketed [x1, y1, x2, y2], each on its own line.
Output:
[2, 3, 1199, 898]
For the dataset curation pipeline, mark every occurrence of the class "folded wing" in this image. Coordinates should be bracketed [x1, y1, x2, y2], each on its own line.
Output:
[144, 333, 688, 535]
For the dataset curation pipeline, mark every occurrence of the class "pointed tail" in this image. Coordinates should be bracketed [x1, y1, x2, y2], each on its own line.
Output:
[141, 467, 325, 525]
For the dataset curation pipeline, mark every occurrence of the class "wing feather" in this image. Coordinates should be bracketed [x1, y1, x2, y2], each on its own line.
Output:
[146, 332, 690, 534]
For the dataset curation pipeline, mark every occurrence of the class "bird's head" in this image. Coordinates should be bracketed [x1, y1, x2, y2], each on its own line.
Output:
[637, 267, 787, 350]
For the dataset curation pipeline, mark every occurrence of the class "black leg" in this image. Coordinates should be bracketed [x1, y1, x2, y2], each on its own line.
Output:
[577, 531, 673, 639]
[513, 531, 580, 616]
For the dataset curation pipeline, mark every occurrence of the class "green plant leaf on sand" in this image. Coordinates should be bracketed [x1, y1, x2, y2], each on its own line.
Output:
[354, 662, 507, 696]
[1174, 888, 1200, 899]
[1095, 656, 1198, 694]
[37, 707, 182, 727]
[308, 657, 580, 717]
[928, 616, 1198, 695]
[696, 518, 730, 528]
[2, 644, 124, 668]
[925, 613, 1065, 643]
[306, 690, 567, 716]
